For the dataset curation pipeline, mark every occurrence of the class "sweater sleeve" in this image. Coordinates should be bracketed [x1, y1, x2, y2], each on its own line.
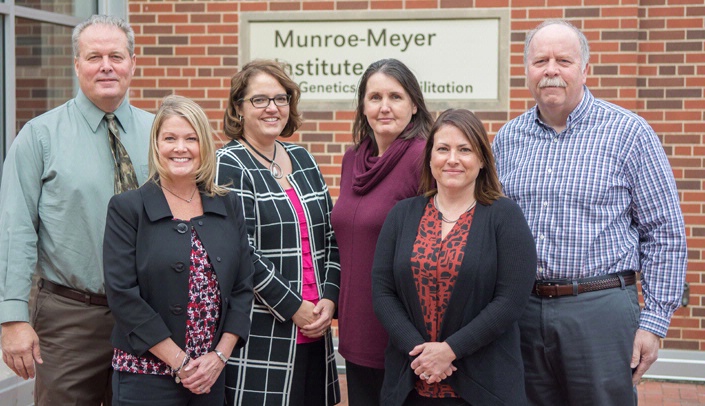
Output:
[444, 199, 537, 359]
[317, 167, 341, 306]
[372, 199, 426, 354]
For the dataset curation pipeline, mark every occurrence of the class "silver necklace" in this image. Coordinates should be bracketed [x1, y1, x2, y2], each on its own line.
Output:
[241, 137, 284, 179]
[434, 196, 477, 223]
[161, 185, 197, 203]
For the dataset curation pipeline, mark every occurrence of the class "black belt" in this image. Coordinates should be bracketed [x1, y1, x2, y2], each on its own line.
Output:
[533, 271, 637, 298]
[38, 279, 109, 306]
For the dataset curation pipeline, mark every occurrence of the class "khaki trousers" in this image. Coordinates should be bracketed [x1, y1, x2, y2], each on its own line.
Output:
[32, 287, 114, 406]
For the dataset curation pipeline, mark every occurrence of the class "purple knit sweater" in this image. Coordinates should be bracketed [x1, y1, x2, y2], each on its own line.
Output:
[331, 137, 425, 369]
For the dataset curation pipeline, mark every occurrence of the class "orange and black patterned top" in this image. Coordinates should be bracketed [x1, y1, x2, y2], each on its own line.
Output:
[410, 197, 475, 398]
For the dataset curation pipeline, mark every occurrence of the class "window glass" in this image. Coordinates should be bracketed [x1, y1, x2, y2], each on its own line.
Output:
[14, 0, 97, 19]
[15, 18, 74, 133]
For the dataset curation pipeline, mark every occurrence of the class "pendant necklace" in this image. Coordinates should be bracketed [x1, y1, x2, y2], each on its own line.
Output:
[434, 196, 477, 223]
[161, 184, 197, 203]
[241, 137, 284, 179]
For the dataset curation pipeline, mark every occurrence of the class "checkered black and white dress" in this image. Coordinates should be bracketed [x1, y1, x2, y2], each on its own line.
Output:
[216, 140, 341, 405]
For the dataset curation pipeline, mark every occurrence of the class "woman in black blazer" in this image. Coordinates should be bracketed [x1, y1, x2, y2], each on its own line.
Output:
[372, 109, 537, 406]
[103, 95, 254, 405]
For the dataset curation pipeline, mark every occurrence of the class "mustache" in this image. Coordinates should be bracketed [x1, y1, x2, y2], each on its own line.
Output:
[538, 77, 568, 88]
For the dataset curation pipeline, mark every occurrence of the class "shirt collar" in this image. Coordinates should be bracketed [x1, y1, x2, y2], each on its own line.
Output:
[75, 90, 131, 134]
[566, 86, 593, 128]
[531, 85, 594, 131]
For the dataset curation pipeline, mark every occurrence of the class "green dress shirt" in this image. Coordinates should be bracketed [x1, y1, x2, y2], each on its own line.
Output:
[0, 90, 154, 323]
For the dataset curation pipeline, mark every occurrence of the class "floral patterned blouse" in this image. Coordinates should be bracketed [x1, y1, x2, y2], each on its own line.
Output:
[410, 197, 475, 398]
[112, 226, 221, 375]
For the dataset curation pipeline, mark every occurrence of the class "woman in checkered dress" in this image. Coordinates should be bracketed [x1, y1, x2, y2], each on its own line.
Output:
[216, 60, 341, 406]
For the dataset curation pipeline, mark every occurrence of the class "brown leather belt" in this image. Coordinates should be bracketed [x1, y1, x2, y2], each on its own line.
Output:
[533, 271, 637, 298]
[39, 279, 109, 306]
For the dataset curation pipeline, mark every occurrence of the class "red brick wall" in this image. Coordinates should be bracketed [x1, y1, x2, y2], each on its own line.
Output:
[15, 19, 74, 131]
[128, 0, 705, 351]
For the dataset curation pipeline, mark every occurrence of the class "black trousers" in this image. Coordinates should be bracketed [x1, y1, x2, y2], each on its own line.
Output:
[344, 360, 384, 406]
[404, 390, 470, 406]
[290, 340, 327, 406]
[112, 370, 224, 405]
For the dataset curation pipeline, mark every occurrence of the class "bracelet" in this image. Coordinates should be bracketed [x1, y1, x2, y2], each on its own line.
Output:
[173, 353, 191, 384]
[214, 349, 228, 365]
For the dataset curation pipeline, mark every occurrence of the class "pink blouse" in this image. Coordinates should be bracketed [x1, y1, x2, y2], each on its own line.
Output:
[286, 188, 321, 344]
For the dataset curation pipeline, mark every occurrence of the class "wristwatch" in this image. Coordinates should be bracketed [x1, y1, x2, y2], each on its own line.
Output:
[214, 349, 228, 365]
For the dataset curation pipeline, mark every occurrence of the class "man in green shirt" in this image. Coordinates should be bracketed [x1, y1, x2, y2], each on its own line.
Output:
[0, 15, 153, 405]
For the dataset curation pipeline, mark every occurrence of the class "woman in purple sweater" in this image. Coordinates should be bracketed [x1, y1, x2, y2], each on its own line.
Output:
[331, 59, 433, 406]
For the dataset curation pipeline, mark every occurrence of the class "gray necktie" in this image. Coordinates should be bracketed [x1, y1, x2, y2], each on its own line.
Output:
[105, 113, 139, 194]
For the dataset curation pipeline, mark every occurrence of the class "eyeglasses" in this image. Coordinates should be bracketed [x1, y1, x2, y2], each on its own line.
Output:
[238, 94, 291, 109]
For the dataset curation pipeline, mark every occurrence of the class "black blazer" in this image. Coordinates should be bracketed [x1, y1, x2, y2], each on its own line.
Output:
[103, 180, 254, 357]
[372, 196, 536, 406]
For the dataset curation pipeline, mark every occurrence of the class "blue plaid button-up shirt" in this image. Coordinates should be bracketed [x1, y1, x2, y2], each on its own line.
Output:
[493, 87, 687, 337]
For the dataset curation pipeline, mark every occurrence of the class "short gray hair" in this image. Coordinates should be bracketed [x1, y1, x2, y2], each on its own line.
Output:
[524, 19, 590, 71]
[72, 15, 135, 58]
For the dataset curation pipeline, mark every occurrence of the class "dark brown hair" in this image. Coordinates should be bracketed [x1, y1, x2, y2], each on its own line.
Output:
[420, 109, 503, 204]
[352, 59, 432, 155]
[223, 59, 302, 140]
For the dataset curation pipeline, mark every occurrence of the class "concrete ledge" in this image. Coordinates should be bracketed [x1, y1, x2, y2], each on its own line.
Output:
[336, 339, 705, 383]
[644, 349, 705, 382]
[2, 343, 701, 405]
[0, 355, 33, 406]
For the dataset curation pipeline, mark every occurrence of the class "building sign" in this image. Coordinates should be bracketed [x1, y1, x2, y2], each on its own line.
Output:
[240, 10, 509, 110]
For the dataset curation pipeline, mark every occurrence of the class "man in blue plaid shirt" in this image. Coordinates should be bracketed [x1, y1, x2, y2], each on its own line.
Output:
[493, 19, 687, 405]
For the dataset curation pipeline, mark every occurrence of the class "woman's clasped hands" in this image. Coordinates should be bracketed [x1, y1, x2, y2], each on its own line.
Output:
[292, 298, 336, 338]
[409, 342, 458, 384]
[178, 351, 227, 395]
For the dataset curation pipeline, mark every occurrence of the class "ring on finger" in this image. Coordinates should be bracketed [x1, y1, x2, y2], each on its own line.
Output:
[420, 372, 428, 380]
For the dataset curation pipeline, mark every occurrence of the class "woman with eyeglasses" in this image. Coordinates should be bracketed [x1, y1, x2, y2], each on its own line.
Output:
[216, 59, 341, 406]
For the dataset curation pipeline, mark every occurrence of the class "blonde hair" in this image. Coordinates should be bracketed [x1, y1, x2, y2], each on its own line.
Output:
[148, 95, 227, 196]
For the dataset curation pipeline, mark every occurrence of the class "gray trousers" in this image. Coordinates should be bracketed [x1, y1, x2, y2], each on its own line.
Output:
[519, 284, 640, 406]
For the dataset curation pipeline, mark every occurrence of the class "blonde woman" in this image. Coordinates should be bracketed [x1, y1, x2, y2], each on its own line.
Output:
[103, 95, 254, 405]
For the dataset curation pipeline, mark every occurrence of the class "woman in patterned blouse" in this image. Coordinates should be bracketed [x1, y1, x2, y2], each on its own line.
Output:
[371, 109, 537, 406]
[103, 95, 254, 405]
[216, 60, 340, 405]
